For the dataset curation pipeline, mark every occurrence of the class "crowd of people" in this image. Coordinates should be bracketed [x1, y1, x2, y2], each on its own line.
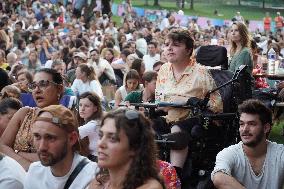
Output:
[0, 0, 283, 189]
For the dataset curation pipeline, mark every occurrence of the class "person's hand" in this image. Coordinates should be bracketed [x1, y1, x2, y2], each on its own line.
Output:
[43, 42, 48, 49]
[36, 44, 41, 51]
[12, 82, 21, 89]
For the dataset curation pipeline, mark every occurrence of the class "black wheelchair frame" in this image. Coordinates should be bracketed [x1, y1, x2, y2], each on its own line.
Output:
[130, 65, 250, 189]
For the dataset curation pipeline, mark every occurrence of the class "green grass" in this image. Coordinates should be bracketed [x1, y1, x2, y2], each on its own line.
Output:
[113, 0, 282, 21]
[270, 122, 284, 144]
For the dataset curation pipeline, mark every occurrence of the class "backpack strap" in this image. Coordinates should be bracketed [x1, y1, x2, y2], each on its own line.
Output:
[63, 158, 89, 189]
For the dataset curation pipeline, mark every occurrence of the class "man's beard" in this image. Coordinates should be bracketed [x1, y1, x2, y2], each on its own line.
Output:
[242, 128, 265, 147]
[38, 140, 68, 166]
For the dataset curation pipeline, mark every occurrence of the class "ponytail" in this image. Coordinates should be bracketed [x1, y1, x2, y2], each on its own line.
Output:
[78, 64, 98, 82]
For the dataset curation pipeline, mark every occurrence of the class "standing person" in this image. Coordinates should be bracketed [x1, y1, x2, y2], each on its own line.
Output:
[211, 99, 284, 188]
[234, 11, 244, 23]
[263, 12, 271, 35]
[78, 92, 104, 161]
[154, 28, 223, 183]
[24, 105, 98, 189]
[275, 12, 284, 32]
[71, 64, 104, 99]
[88, 108, 165, 189]
[229, 22, 253, 79]
[143, 42, 161, 71]
[0, 68, 64, 170]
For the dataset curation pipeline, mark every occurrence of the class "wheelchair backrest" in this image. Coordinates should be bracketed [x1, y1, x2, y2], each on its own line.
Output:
[209, 68, 252, 113]
[209, 69, 235, 113]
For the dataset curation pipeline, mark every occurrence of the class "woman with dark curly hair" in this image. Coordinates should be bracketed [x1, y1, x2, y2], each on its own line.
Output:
[88, 108, 165, 189]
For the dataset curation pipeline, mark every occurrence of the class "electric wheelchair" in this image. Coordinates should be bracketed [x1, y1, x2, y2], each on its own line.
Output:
[131, 46, 253, 189]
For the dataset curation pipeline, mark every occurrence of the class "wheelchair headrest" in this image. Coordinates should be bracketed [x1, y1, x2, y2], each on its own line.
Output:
[196, 45, 228, 70]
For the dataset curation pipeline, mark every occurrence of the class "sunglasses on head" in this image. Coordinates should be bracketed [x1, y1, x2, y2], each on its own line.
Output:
[124, 109, 139, 120]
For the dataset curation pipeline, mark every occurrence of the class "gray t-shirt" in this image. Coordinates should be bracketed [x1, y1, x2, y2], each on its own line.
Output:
[211, 141, 284, 189]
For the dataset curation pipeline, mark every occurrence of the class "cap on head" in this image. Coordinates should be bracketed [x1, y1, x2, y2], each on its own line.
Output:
[74, 52, 87, 60]
[33, 105, 80, 150]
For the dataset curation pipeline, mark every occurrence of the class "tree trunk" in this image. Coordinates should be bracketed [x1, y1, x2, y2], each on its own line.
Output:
[238, 0, 241, 6]
[190, 0, 194, 10]
[262, 0, 265, 8]
[153, 0, 159, 6]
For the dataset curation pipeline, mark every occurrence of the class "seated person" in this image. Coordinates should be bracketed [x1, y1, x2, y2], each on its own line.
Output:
[125, 71, 157, 103]
[154, 28, 223, 182]
[1, 85, 21, 100]
[24, 105, 98, 189]
[0, 153, 26, 189]
[114, 69, 142, 107]
[88, 108, 164, 189]
[211, 99, 284, 189]
[0, 98, 22, 136]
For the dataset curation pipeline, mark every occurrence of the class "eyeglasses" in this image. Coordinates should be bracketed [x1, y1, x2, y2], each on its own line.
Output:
[28, 80, 58, 91]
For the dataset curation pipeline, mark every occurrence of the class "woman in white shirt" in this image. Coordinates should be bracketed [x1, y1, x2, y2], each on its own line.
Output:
[71, 64, 104, 99]
[78, 92, 104, 162]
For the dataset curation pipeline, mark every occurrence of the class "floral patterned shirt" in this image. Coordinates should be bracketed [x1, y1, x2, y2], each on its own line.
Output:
[158, 160, 181, 189]
[155, 60, 223, 123]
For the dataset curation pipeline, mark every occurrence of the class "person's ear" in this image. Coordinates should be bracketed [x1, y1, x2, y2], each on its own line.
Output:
[264, 123, 271, 135]
[68, 131, 79, 148]
[56, 84, 64, 97]
[187, 49, 192, 56]
[144, 81, 149, 86]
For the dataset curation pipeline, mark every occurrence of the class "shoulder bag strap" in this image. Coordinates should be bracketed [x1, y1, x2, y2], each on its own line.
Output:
[63, 158, 89, 189]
